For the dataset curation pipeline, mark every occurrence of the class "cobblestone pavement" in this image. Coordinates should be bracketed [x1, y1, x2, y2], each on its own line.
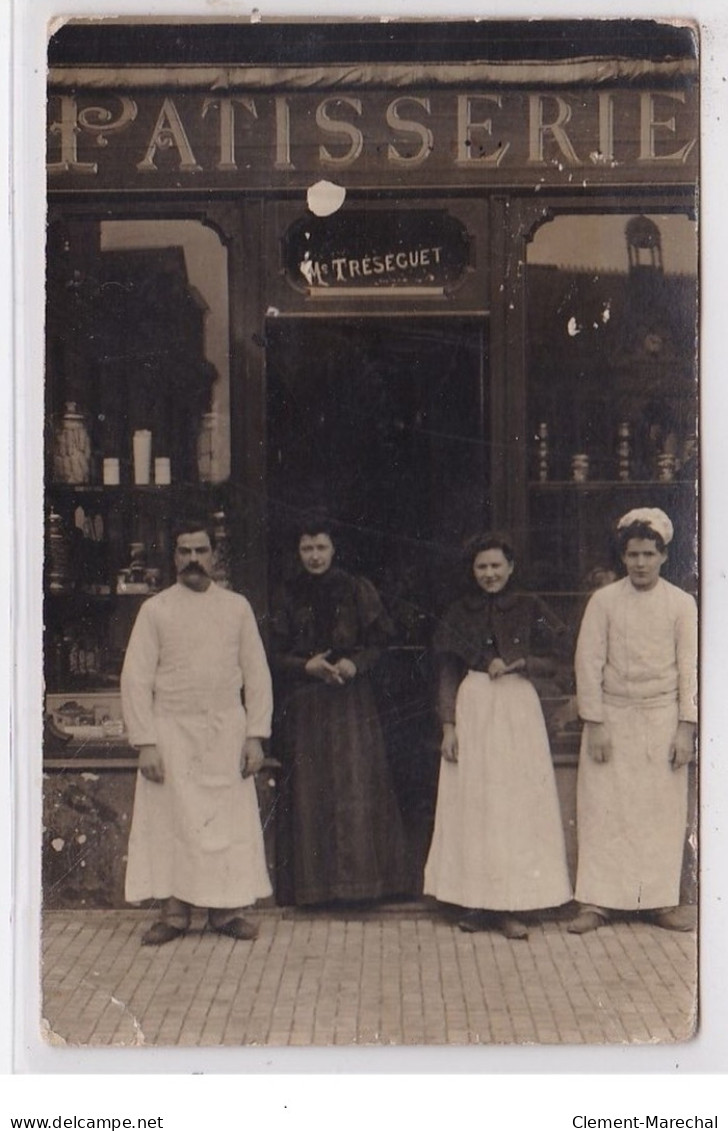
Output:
[41, 908, 697, 1048]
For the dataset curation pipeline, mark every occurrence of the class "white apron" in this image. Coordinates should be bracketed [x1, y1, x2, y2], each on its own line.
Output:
[424, 671, 572, 911]
[125, 704, 272, 908]
[575, 697, 687, 910]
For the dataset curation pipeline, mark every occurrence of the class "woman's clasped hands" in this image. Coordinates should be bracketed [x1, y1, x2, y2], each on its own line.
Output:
[305, 650, 357, 686]
[487, 657, 526, 679]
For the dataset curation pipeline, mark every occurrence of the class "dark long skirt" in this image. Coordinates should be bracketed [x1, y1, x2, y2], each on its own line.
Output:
[276, 674, 411, 906]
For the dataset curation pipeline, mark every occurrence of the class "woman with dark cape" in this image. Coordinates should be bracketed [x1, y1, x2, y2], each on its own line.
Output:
[271, 520, 410, 906]
[424, 533, 572, 938]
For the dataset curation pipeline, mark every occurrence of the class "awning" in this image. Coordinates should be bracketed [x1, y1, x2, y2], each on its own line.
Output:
[47, 57, 698, 92]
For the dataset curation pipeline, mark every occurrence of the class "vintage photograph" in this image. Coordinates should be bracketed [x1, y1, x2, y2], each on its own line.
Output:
[40, 15, 698, 1049]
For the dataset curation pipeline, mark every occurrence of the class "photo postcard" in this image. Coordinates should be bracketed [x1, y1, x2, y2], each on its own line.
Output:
[37, 12, 700, 1054]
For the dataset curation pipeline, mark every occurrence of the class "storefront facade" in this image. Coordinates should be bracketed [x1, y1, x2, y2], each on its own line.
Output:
[43, 20, 698, 906]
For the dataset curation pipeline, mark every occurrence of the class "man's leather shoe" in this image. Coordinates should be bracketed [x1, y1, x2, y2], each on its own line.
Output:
[213, 916, 259, 940]
[141, 921, 186, 946]
[501, 915, 529, 940]
[650, 906, 696, 932]
[567, 909, 607, 935]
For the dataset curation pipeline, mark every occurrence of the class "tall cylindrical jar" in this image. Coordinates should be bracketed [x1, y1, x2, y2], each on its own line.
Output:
[211, 509, 233, 589]
[45, 508, 74, 593]
[617, 422, 631, 481]
[53, 402, 92, 485]
[197, 411, 216, 483]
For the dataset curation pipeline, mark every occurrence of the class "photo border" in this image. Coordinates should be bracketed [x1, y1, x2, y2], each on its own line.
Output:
[6, 0, 728, 1090]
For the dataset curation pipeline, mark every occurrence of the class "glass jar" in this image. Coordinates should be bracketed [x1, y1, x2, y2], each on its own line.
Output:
[53, 402, 92, 485]
[197, 412, 217, 483]
[45, 509, 74, 592]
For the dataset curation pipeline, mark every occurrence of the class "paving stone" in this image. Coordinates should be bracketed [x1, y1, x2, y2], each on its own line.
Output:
[41, 910, 697, 1048]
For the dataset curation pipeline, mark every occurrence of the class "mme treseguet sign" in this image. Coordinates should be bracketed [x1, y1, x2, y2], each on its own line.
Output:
[282, 211, 471, 293]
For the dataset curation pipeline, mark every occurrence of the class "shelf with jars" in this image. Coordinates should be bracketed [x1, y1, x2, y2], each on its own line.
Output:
[45, 372, 233, 696]
[525, 270, 697, 606]
[45, 405, 233, 715]
[528, 418, 696, 491]
[44, 490, 236, 694]
[524, 340, 697, 614]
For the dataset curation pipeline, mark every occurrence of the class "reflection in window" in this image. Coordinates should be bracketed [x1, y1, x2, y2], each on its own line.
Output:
[101, 220, 230, 483]
[525, 213, 697, 594]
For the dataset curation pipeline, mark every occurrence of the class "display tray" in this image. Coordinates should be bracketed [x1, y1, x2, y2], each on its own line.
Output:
[45, 690, 126, 741]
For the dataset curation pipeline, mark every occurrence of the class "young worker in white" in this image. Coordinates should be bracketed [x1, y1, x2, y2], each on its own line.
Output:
[568, 508, 697, 934]
[121, 519, 273, 945]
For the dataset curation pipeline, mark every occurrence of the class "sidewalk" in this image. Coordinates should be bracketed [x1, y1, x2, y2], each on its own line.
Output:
[41, 907, 697, 1048]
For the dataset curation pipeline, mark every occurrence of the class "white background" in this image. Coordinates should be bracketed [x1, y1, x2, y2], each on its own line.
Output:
[3, 0, 727, 1120]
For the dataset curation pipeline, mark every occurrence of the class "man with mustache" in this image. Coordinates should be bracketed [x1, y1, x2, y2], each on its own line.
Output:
[121, 519, 273, 945]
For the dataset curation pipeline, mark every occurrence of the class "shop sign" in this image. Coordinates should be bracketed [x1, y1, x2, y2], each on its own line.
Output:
[282, 211, 471, 291]
[46, 87, 698, 191]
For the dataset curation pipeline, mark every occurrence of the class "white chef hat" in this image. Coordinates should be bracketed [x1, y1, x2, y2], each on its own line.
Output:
[616, 507, 674, 546]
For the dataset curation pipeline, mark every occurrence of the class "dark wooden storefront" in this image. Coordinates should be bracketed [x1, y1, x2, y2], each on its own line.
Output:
[43, 19, 699, 907]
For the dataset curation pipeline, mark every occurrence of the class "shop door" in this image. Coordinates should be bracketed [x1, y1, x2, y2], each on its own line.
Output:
[266, 318, 489, 616]
[266, 316, 489, 891]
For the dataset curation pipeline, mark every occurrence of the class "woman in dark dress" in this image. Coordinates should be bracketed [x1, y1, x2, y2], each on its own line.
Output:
[271, 521, 410, 906]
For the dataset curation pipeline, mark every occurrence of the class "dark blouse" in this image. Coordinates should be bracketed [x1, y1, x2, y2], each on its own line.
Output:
[434, 584, 569, 723]
[270, 567, 394, 679]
